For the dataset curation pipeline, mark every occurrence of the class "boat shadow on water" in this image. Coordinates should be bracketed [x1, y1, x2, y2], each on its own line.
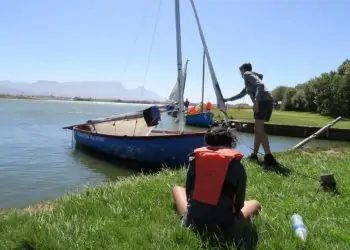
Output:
[73, 143, 185, 176]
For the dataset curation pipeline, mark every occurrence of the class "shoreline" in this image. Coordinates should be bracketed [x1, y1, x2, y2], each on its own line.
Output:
[0, 94, 243, 108]
[3, 95, 349, 140]
[231, 119, 350, 141]
[0, 94, 168, 105]
[0, 147, 349, 249]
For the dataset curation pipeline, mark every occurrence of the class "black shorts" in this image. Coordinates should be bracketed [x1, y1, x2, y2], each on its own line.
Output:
[180, 212, 251, 244]
[254, 100, 273, 122]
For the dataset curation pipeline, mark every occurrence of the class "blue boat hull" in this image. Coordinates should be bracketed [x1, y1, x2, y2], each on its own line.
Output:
[73, 127, 206, 166]
[186, 112, 214, 127]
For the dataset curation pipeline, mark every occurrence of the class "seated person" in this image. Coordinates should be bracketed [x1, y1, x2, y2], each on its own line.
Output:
[172, 125, 261, 244]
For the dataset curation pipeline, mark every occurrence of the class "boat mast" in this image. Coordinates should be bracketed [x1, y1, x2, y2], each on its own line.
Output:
[189, 0, 228, 121]
[175, 0, 185, 132]
[183, 59, 189, 91]
[201, 49, 205, 113]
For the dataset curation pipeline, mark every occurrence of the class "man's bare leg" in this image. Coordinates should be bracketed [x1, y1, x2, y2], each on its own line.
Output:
[253, 123, 261, 155]
[172, 186, 187, 216]
[254, 119, 279, 166]
[255, 119, 271, 154]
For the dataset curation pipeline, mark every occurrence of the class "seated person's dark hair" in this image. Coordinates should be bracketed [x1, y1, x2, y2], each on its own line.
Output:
[205, 126, 237, 148]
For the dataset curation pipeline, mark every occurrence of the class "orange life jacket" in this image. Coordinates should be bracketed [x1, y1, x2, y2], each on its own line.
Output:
[205, 101, 212, 111]
[192, 147, 244, 206]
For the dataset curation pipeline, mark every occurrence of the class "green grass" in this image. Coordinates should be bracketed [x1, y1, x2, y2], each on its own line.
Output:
[212, 108, 350, 129]
[1, 148, 350, 249]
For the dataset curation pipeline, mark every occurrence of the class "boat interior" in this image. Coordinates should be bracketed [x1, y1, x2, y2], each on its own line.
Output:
[75, 118, 205, 137]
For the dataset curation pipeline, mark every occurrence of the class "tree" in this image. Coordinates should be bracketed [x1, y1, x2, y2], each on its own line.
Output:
[303, 81, 318, 112]
[271, 86, 289, 102]
[337, 59, 350, 76]
[291, 89, 307, 111]
[313, 73, 335, 115]
[329, 74, 350, 117]
[281, 88, 297, 111]
[271, 59, 350, 117]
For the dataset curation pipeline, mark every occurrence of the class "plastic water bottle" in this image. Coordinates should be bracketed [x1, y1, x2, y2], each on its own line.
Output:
[291, 213, 308, 241]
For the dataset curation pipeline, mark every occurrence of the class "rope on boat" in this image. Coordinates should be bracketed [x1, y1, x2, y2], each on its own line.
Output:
[140, 0, 163, 95]
[133, 0, 163, 134]
[216, 119, 264, 155]
[119, 0, 150, 83]
[234, 124, 264, 155]
[133, 119, 138, 136]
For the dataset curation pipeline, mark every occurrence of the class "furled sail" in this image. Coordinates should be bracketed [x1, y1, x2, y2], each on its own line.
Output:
[167, 59, 189, 104]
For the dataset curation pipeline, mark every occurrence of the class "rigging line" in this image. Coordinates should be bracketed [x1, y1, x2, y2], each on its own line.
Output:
[236, 134, 264, 155]
[133, 0, 163, 133]
[140, 0, 163, 100]
[229, 119, 264, 155]
[119, 0, 150, 83]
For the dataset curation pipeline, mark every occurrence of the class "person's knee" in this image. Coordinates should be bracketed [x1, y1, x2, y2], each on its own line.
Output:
[254, 121, 264, 133]
[172, 186, 181, 202]
[172, 185, 181, 194]
[251, 200, 262, 211]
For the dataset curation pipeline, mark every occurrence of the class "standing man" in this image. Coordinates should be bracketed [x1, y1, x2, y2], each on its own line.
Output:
[184, 98, 190, 109]
[224, 62, 277, 166]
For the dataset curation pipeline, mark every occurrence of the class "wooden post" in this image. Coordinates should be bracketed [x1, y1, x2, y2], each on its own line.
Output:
[291, 116, 342, 150]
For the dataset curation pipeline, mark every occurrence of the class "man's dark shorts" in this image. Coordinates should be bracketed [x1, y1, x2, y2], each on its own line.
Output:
[254, 100, 273, 122]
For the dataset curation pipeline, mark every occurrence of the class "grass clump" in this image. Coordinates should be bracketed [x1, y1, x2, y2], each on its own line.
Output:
[212, 109, 350, 129]
[1, 148, 350, 249]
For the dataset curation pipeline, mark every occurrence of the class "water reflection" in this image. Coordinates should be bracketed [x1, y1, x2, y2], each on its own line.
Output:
[70, 149, 137, 181]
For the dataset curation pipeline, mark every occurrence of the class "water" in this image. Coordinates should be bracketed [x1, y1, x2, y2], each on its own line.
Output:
[0, 99, 348, 209]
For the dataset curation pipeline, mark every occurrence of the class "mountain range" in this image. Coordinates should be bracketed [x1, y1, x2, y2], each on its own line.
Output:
[0, 80, 165, 101]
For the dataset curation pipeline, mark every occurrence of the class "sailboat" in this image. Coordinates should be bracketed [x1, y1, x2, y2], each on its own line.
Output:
[63, 0, 212, 167]
[185, 50, 214, 127]
[63, 0, 229, 167]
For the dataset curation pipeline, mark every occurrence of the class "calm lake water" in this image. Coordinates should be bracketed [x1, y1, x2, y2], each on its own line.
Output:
[0, 99, 349, 209]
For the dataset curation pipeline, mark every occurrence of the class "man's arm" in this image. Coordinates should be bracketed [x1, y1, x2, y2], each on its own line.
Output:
[225, 88, 247, 102]
[254, 83, 265, 103]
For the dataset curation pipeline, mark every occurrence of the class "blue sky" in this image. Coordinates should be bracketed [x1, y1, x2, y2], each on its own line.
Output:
[1, 0, 349, 103]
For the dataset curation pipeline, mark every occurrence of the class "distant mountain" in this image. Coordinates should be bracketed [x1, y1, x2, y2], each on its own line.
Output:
[0, 81, 165, 101]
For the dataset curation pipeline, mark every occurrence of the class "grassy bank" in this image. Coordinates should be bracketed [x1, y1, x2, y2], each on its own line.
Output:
[1, 148, 350, 249]
[212, 108, 350, 129]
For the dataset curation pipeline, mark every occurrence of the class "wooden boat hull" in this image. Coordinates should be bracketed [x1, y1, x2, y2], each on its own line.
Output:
[73, 125, 206, 166]
[186, 112, 214, 127]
